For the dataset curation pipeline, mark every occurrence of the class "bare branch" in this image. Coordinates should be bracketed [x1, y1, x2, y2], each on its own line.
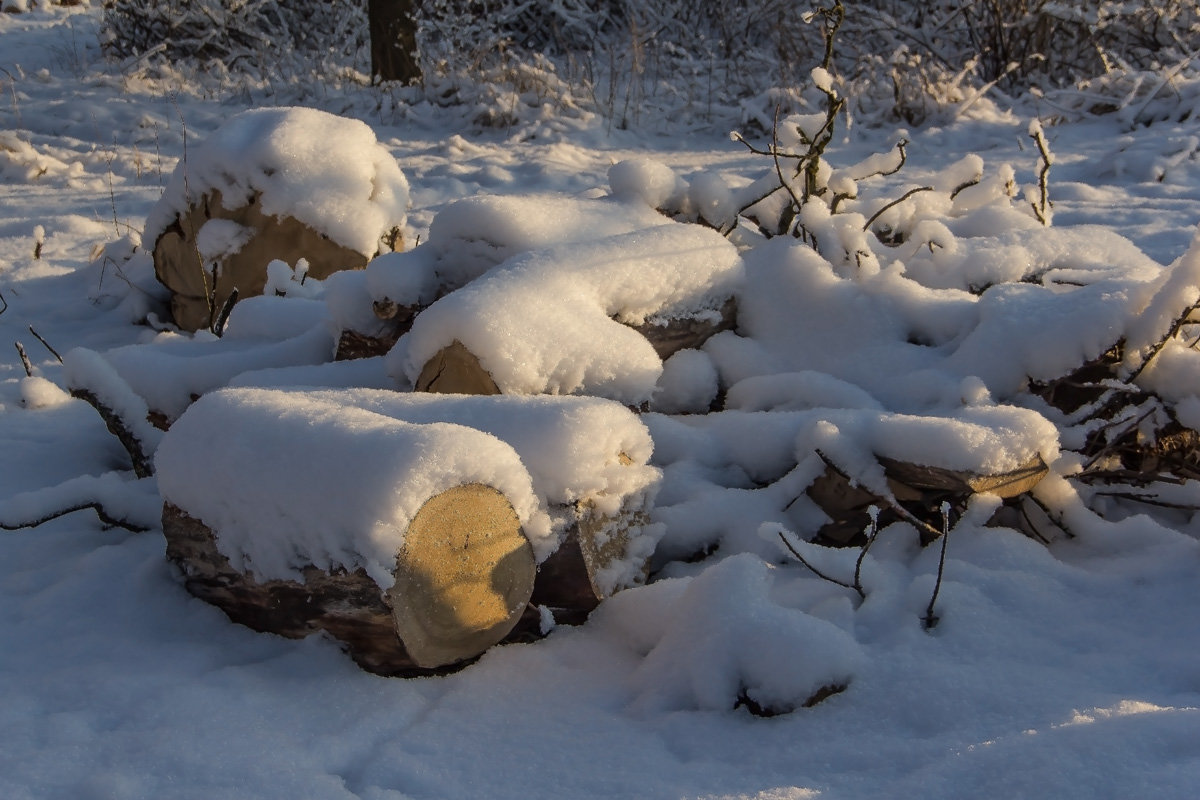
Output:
[0, 502, 150, 534]
[863, 186, 935, 232]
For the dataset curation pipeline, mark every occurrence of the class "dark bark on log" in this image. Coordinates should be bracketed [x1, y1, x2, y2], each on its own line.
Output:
[630, 297, 739, 360]
[162, 482, 537, 675]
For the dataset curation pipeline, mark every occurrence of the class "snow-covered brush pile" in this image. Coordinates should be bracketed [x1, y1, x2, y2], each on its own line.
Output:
[26, 79, 1200, 715]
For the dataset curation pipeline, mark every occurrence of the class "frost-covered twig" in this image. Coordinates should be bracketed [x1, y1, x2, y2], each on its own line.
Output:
[0, 473, 159, 534]
[1029, 121, 1053, 226]
[14, 341, 33, 377]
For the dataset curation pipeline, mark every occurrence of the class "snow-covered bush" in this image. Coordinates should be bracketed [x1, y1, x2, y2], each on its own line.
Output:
[100, 0, 369, 77]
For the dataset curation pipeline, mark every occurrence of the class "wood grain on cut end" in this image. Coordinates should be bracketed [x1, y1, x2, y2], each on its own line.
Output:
[387, 484, 535, 668]
[415, 340, 501, 395]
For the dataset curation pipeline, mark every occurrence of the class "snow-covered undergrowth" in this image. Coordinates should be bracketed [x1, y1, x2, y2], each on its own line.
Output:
[2, 5, 1200, 799]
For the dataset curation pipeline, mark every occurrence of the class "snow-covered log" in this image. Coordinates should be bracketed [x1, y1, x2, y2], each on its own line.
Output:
[327, 194, 740, 366]
[251, 389, 664, 621]
[388, 223, 742, 405]
[155, 388, 661, 671]
[145, 108, 409, 332]
[156, 390, 546, 673]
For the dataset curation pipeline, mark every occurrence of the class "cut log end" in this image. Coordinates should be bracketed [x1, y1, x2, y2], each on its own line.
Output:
[387, 483, 534, 668]
[415, 340, 500, 395]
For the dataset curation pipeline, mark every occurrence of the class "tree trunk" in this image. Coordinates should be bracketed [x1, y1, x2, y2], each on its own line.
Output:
[369, 0, 421, 84]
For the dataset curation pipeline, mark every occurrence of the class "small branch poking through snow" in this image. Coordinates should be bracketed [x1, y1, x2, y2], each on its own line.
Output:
[778, 528, 864, 599]
[28, 326, 62, 363]
[1029, 121, 1053, 226]
[211, 287, 239, 338]
[922, 502, 952, 630]
[0, 502, 151, 533]
[14, 341, 33, 377]
[863, 186, 935, 232]
[0, 473, 159, 533]
[1127, 299, 1200, 384]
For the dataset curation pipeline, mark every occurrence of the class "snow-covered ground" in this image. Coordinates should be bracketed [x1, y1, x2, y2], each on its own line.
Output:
[2, 6, 1199, 799]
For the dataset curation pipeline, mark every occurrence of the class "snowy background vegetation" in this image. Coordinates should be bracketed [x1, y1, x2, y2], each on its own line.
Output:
[2, 2, 1200, 798]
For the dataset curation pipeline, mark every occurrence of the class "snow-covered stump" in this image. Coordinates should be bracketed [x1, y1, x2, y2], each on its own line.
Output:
[261, 389, 664, 622]
[144, 107, 409, 332]
[155, 390, 548, 674]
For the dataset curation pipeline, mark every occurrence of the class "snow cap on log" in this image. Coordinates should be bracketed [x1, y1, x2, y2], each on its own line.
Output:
[155, 387, 549, 588]
[327, 194, 677, 340]
[388, 224, 743, 405]
[145, 107, 410, 331]
[291, 389, 658, 515]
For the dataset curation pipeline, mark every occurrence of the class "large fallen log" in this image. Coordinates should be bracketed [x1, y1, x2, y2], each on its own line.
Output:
[155, 390, 549, 674]
[287, 389, 663, 623]
[163, 484, 534, 675]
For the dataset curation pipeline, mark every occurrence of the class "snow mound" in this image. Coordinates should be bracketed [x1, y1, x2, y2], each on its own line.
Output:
[142, 106, 410, 256]
[597, 554, 864, 714]
[78, 295, 334, 422]
[155, 387, 549, 588]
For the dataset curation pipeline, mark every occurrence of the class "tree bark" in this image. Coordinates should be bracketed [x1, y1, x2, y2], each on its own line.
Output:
[369, 0, 421, 84]
[163, 483, 536, 675]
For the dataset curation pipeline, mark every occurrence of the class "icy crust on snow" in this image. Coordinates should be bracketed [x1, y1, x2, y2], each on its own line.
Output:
[290, 389, 657, 515]
[155, 388, 549, 588]
[723, 236, 1153, 410]
[328, 194, 676, 335]
[389, 224, 743, 404]
[142, 107, 410, 255]
[85, 296, 335, 421]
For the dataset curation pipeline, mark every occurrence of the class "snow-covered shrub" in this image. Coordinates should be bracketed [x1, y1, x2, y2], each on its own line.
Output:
[100, 0, 369, 77]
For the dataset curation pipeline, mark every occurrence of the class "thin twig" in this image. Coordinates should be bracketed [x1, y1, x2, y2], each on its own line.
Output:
[922, 502, 952, 630]
[27, 326, 62, 363]
[211, 287, 239, 338]
[0, 502, 150, 533]
[852, 507, 880, 596]
[777, 530, 863, 599]
[1091, 491, 1200, 511]
[1029, 123, 1053, 225]
[1128, 299, 1200, 383]
[863, 186, 935, 232]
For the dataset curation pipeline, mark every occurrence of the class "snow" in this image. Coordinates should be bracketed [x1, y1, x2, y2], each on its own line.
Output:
[2, 6, 1200, 800]
[388, 222, 742, 405]
[142, 106, 410, 256]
